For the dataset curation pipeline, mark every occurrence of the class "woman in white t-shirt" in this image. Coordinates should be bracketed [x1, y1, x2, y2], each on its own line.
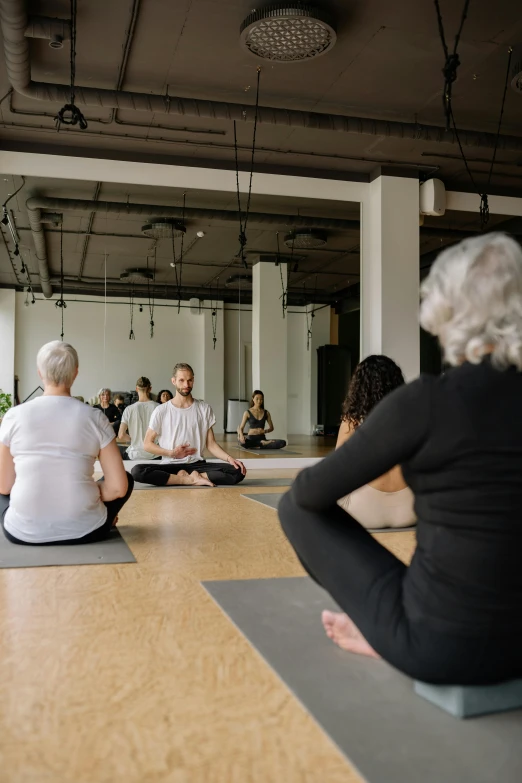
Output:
[0, 341, 134, 545]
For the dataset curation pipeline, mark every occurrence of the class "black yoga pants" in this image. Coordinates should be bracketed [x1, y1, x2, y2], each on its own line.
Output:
[278, 490, 522, 686]
[242, 435, 287, 449]
[131, 459, 244, 486]
[0, 472, 134, 546]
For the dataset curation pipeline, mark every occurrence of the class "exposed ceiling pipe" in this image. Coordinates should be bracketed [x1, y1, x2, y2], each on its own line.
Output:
[3, 0, 522, 153]
[25, 196, 359, 231]
[24, 15, 70, 45]
[26, 202, 52, 297]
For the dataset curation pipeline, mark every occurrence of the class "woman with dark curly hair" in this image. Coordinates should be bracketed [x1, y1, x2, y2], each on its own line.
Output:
[336, 355, 416, 529]
[157, 389, 173, 404]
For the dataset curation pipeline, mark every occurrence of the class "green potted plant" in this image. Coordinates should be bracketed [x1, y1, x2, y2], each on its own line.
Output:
[0, 389, 13, 423]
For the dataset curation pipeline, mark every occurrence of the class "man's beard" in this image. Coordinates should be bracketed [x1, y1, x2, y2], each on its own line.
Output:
[176, 387, 191, 396]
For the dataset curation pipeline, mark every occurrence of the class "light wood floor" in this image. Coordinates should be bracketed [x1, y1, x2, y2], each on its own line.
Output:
[214, 433, 337, 460]
[0, 466, 416, 783]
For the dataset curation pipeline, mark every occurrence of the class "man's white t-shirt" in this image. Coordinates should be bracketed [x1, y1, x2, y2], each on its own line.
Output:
[122, 400, 159, 459]
[148, 399, 216, 463]
[0, 396, 115, 543]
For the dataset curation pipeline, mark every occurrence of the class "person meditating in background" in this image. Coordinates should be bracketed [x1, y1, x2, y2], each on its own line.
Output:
[237, 390, 287, 450]
[118, 376, 158, 461]
[279, 232, 522, 686]
[157, 389, 173, 403]
[0, 341, 133, 545]
[114, 393, 126, 416]
[336, 355, 415, 530]
[132, 363, 246, 487]
[94, 388, 121, 434]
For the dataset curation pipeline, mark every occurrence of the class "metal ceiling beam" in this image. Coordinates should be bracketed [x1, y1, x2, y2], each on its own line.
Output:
[2, 0, 522, 153]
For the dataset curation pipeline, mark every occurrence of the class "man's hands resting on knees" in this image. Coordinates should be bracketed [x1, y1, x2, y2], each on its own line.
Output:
[168, 442, 197, 460]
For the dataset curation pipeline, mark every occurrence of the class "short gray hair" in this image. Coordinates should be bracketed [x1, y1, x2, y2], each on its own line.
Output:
[420, 233, 522, 369]
[98, 387, 111, 397]
[37, 341, 79, 386]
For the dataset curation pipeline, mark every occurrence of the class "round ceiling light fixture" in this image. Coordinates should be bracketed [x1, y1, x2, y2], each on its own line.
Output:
[284, 229, 327, 249]
[240, 3, 337, 63]
[120, 268, 154, 284]
[141, 218, 186, 239]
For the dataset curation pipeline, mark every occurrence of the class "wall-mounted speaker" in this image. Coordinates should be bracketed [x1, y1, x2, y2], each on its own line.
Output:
[420, 178, 446, 216]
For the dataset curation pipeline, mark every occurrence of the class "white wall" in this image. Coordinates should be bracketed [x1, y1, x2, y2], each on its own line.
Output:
[0, 289, 15, 399]
[15, 293, 205, 405]
[224, 305, 252, 404]
[288, 306, 330, 435]
[287, 309, 310, 434]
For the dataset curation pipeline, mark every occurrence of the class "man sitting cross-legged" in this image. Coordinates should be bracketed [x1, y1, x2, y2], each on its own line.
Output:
[117, 376, 159, 461]
[131, 363, 246, 487]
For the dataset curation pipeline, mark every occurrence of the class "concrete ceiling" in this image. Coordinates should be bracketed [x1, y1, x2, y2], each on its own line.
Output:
[0, 0, 521, 189]
[0, 1, 521, 302]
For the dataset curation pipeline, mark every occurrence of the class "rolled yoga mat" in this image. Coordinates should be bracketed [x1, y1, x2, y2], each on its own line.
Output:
[241, 493, 417, 533]
[0, 527, 136, 569]
[133, 477, 293, 491]
[202, 576, 522, 783]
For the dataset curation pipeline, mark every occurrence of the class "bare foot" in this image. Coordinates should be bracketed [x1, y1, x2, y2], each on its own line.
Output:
[111, 515, 119, 528]
[183, 470, 215, 487]
[321, 610, 380, 658]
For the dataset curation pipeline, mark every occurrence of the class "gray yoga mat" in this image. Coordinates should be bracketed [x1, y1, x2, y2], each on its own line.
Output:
[203, 577, 522, 783]
[240, 447, 302, 455]
[0, 527, 135, 569]
[241, 493, 417, 533]
[134, 477, 293, 491]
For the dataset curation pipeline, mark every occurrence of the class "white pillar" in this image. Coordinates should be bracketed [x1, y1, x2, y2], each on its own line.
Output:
[201, 301, 224, 433]
[252, 262, 287, 440]
[361, 173, 420, 380]
[0, 289, 16, 400]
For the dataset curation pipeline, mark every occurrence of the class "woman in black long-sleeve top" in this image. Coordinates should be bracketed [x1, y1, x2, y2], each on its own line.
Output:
[279, 232, 522, 686]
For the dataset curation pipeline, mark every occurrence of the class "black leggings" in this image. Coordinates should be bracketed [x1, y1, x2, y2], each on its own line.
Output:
[0, 473, 134, 546]
[278, 491, 522, 686]
[242, 435, 287, 450]
[131, 459, 244, 487]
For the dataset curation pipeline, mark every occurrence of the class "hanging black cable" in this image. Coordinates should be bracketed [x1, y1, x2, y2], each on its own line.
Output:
[55, 219, 67, 340]
[434, 0, 471, 131]
[128, 285, 136, 339]
[56, 0, 88, 130]
[211, 278, 219, 350]
[276, 233, 287, 318]
[2, 175, 25, 210]
[177, 194, 186, 312]
[480, 47, 513, 227]
[147, 247, 157, 338]
[233, 67, 261, 269]
[170, 230, 180, 303]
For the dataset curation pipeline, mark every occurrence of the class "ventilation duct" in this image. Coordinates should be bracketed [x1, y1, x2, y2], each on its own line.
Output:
[26, 196, 357, 231]
[2, 0, 522, 152]
[240, 4, 336, 63]
[284, 229, 327, 248]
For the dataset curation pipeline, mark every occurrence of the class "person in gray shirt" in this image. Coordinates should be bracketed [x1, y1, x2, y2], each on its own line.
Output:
[118, 377, 159, 460]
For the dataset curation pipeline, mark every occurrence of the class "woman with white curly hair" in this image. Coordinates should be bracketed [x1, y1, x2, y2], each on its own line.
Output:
[279, 232, 522, 685]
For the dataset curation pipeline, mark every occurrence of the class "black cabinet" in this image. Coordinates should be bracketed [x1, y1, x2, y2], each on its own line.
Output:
[317, 345, 352, 432]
